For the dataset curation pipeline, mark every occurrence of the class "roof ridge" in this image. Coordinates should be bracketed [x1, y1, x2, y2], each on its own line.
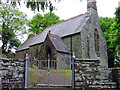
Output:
[48, 33, 61, 38]
[45, 14, 85, 30]
[16, 37, 30, 51]
[28, 13, 85, 39]
[29, 32, 42, 39]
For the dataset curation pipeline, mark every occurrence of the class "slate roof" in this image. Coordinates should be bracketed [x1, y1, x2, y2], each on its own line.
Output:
[48, 34, 70, 53]
[17, 37, 33, 51]
[16, 13, 89, 52]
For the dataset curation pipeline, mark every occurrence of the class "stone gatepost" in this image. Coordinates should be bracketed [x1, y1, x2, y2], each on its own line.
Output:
[0, 58, 2, 89]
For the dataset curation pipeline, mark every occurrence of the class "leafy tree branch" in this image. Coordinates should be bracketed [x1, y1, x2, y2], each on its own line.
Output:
[0, 3, 28, 55]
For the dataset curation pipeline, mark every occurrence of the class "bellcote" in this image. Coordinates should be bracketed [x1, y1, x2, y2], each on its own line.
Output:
[87, 0, 97, 11]
[118, 1, 120, 7]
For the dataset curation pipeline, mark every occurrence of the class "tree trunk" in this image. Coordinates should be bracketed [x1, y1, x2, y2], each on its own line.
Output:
[2, 21, 7, 54]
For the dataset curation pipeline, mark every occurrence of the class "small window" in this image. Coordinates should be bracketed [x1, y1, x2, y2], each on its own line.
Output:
[94, 29, 100, 57]
[36, 48, 38, 58]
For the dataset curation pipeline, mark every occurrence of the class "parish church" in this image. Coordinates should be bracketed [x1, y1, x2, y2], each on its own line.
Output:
[16, 0, 108, 68]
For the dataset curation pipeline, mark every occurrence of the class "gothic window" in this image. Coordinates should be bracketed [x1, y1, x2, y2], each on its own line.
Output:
[94, 29, 100, 57]
[36, 48, 38, 58]
[87, 36, 90, 58]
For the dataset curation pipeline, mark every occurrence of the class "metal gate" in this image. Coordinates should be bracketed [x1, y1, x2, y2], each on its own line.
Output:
[26, 56, 73, 88]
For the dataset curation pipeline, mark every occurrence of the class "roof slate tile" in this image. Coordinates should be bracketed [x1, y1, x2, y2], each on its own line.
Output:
[17, 14, 88, 52]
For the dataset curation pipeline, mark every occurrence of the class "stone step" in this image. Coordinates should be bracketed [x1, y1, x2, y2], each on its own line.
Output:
[89, 82, 116, 89]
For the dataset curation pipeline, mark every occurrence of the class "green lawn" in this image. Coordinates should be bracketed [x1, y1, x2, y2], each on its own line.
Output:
[27, 65, 72, 86]
[50, 69, 72, 80]
[28, 66, 43, 86]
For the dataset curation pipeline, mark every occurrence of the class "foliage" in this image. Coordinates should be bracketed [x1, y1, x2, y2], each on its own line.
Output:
[114, 7, 120, 67]
[26, 0, 55, 12]
[0, 0, 61, 12]
[0, 3, 27, 54]
[115, 7, 120, 51]
[28, 13, 46, 35]
[115, 7, 120, 24]
[100, 16, 120, 67]
[28, 13, 63, 36]
[44, 13, 64, 27]
[99, 17, 114, 32]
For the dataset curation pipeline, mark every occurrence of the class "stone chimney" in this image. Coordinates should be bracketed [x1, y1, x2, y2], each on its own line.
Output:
[118, 1, 120, 7]
[87, 0, 97, 11]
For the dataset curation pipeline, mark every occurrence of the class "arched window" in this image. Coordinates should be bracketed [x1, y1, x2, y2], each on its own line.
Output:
[36, 48, 38, 58]
[94, 29, 100, 57]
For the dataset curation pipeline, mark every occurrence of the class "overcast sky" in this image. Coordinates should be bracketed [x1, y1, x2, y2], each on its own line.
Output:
[17, 0, 120, 42]
[0, 0, 120, 50]
[17, 0, 119, 52]
[19, 0, 120, 20]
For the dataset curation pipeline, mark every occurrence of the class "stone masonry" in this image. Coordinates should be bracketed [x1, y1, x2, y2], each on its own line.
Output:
[0, 58, 2, 89]
[0, 58, 25, 89]
[75, 58, 100, 88]
[74, 58, 116, 89]
[112, 69, 120, 88]
[0, 57, 119, 89]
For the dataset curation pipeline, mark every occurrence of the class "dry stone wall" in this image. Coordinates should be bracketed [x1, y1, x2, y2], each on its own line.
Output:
[0, 57, 119, 89]
[74, 58, 100, 88]
[0, 58, 2, 89]
[0, 58, 25, 89]
[74, 58, 117, 89]
[112, 69, 120, 88]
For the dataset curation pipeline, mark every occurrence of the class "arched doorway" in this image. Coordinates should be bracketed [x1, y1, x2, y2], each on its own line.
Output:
[44, 46, 56, 69]
[46, 46, 51, 60]
[44, 46, 52, 67]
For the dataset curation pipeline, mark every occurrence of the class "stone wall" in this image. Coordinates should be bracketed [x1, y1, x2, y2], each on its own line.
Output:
[99, 68, 113, 82]
[63, 33, 82, 58]
[81, 6, 108, 67]
[112, 69, 120, 88]
[0, 58, 2, 89]
[15, 50, 27, 60]
[57, 52, 70, 69]
[0, 58, 25, 89]
[74, 58, 117, 89]
[74, 58, 100, 88]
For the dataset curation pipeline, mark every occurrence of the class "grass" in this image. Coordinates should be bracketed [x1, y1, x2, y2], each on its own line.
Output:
[28, 66, 43, 86]
[50, 69, 72, 80]
[27, 65, 72, 86]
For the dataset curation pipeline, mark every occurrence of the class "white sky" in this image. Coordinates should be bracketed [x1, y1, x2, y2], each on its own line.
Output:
[17, 0, 120, 42]
[19, 0, 120, 20]
[0, 0, 120, 51]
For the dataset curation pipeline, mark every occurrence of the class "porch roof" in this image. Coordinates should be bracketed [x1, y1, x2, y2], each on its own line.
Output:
[48, 33, 70, 53]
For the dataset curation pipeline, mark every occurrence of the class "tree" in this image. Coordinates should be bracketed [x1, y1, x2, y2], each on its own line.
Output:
[0, 3, 27, 54]
[114, 7, 120, 66]
[28, 13, 46, 36]
[44, 13, 63, 27]
[100, 17, 115, 67]
[0, 0, 60, 12]
[115, 7, 120, 50]
[28, 13, 63, 36]
[26, 0, 55, 12]
[100, 16, 120, 67]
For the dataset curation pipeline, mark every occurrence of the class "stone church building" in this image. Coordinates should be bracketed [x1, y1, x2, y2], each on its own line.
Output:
[16, 0, 108, 68]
